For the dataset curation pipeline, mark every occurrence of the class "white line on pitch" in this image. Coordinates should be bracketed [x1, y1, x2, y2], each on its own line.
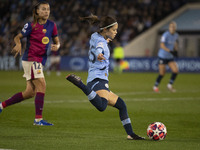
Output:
[21, 97, 200, 104]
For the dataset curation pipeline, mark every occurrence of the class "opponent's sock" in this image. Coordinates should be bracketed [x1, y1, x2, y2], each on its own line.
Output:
[2, 92, 24, 108]
[169, 73, 178, 84]
[66, 74, 107, 111]
[154, 75, 163, 87]
[79, 82, 92, 95]
[114, 97, 134, 135]
[35, 92, 44, 119]
[88, 91, 108, 112]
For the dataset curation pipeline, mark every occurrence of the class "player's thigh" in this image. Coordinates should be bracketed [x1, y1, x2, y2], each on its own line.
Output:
[158, 64, 166, 75]
[96, 90, 118, 106]
[168, 61, 178, 73]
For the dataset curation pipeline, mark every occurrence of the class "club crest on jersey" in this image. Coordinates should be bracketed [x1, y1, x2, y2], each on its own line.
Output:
[42, 29, 47, 33]
[42, 36, 49, 44]
[105, 83, 109, 88]
[37, 69, 41, 74]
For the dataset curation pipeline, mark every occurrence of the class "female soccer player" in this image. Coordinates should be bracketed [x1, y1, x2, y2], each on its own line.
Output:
[66, 14, 144, 140]
[0, 1, 60, 126]
[153, 21, 179, 93]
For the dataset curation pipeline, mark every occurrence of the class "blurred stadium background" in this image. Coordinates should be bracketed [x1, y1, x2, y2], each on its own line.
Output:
[0, 0, 200, 72]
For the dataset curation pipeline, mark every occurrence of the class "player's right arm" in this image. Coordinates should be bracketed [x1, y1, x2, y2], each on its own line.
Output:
[160, 42, 170, 53]
[12, 22, 32, 58]
[95, 42, 106, 62]
[160, 33, 170, 53]
[12, 33, 23, 58]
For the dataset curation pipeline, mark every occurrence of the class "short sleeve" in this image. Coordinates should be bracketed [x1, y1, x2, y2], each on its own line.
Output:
[21, 22, 32, 37]
[52, 23, 58, 37]
[160, 34, 167, 43]
[94, 42, 104, 57]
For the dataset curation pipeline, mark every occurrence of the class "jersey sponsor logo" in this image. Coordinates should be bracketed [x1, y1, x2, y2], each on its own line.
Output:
[35, 28, 39, 30]
[42, 36, 49, 44]
[42, 29, 47, 33]
[96, 42, 104, 49]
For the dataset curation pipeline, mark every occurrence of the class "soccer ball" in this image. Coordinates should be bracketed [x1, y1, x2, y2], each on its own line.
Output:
[147, 122, 167, 140]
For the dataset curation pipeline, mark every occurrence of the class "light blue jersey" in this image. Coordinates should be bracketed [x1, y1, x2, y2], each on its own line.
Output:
[87, 32, 110, 83]
[158, 31, 178, 59]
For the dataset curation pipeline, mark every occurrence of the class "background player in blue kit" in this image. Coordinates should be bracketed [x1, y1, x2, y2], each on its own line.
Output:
[153, 21, 179, 93]
[0, 1, 60, 126]
[66, 14, 144, 140]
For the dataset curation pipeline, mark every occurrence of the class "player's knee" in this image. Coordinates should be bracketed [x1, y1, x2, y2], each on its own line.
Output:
[23, 90, 35, 99]
[97, 106, 107, 112]
[173, 70, 179, 74]
[30, 90, 36, 98]
[114, 97, 127, 110]
[159, 72, 165, 76]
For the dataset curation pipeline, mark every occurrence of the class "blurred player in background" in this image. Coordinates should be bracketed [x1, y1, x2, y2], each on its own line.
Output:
[47, 49, 61, 76]
[153, 21, 179, 93]
[113, 42, 124, 73]
[0, 1, 60, 126]
[66, 14, 144, 140]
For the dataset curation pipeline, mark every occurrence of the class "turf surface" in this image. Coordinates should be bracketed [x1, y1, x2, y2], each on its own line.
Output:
[0, 71, 200, 150]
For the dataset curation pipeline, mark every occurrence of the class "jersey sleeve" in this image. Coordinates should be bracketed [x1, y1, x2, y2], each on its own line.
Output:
[52, 23, 58, 37]
[94, 42, 104, 57]
[21, 22, 32, 37]
[160, 33, 167, 43]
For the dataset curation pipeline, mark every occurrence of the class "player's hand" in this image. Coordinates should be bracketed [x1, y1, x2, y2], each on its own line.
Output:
[51, 44, 59, 51]
[107, 38, 112, 43]
[11, 44, 21, 58]
[97, 53, 105, 62]
[170, 50, 178, 57]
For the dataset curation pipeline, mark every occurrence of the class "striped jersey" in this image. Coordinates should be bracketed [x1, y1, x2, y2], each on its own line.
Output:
[21, 20, 58, 65]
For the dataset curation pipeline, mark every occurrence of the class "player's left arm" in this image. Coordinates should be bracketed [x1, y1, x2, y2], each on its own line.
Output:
[51, 36, 60, 51]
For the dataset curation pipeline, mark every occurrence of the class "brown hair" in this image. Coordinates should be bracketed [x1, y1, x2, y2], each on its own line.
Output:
[32, 1, 49, 26]
[80, 14, 117, 32]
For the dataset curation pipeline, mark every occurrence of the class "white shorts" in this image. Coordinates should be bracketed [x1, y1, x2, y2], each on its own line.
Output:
[22, 61, 44, 80]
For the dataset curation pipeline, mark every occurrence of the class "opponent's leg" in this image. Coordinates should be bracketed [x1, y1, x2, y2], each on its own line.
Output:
[113, 97, 145, 140]
[0, 81, 35, 113]
[153, 64, 166, 92]
[66, 74, 108, 111]
[32, 78, 53, 126]
[167, 61, 178, 92]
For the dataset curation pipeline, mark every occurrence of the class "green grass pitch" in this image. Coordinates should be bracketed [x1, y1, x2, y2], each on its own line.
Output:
[0, 71, 200, 150]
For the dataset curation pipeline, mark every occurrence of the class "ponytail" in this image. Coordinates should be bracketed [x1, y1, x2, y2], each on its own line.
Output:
[79, 14, 100, 25]
[80, 14, 117, 32]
